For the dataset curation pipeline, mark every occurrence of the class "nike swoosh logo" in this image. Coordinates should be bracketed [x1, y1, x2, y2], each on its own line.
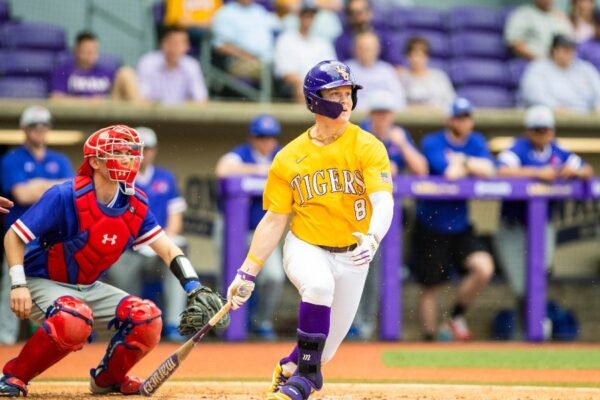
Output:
[296, 155, 309, 164]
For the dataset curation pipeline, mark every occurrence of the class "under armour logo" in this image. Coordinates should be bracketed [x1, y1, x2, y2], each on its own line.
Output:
[102, 234, 118, 245]
[335, 65, 350, 80]
[302, 354, 311, 361]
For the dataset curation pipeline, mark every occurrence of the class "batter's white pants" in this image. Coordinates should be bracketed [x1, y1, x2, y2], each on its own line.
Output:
[283, 232, 369, 364]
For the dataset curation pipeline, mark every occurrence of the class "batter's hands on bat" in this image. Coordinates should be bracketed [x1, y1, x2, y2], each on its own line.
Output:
[0, 196, 13, 214]
[10, 286, 32, 320]
[227, 269, 256, 310]
[351, 232, 380, 266]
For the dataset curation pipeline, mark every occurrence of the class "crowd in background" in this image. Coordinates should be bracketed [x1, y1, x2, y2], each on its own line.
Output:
[4, 0, 600, 113]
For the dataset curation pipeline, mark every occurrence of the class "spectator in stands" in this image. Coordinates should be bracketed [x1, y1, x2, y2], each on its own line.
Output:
[350, 91, 427, 339]
[0, 106, 73, 344]
[505, 0, 574, 60]
[412, 97, 495, 342]
[215, 114, 284, 340]
[345, 31, 405, 111]
[520, 34, 600, 113]
[51, 31, 141, 101]
[163, 0, 223, 49]
[274, 0, 337, 102]
[211, 0, 280, 81]
[399, 36, 455, 111]
[279, 0, 342, 44]
[137, 26, 208, 105]
[334, 0, 400, 67]
[495, 105, 593, 335]
[570, 0, 596, 43]
[106, 127, 189, 342]
[577, 8, 600, 69]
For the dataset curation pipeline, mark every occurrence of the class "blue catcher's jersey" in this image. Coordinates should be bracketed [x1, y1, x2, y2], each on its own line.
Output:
[12, 179, 161, 280]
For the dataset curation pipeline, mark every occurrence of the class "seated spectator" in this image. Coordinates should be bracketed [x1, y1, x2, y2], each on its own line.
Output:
[163, 0, 223, 49]
[570, 0, 596, 43]
[520, 34, 600, 113]
[137, 26, 208, 105]
[51, 31, 141, 101]
[505, 0, 574, 60]
[334, 0, 400, 66]
[212, 0, 280, 80]
[577, 8, 600, 68]
[274, 0, 336, 102]
[345, 31, 405, 111]
[495, 105, 593, 335]
[399, 36, 455, 111]
[280, 0, 342, 44]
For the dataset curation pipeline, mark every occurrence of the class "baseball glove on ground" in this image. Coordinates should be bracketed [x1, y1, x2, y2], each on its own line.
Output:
[178, 286, 230, 335]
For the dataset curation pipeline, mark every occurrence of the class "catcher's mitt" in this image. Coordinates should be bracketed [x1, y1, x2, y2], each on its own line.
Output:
[178, 286, 230, 335]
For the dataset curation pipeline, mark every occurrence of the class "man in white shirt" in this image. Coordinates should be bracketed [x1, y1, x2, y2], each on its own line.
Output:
[274, 0, 337, 102]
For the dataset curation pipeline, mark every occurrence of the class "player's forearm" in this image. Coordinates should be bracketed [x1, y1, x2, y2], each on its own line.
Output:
[400, 145, 429, 176]
[4, 229, 25, 268]
[165, 212, 183, 236]
[215, 160, 268, 177]
[497, 166, 542, 178]
[239, 211, 289, 276]
[367, 191, 394, 242]
[465, 157, 495, 178]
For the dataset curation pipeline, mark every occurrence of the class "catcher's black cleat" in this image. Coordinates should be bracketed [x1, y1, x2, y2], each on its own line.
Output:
[0, 375, 27, 397]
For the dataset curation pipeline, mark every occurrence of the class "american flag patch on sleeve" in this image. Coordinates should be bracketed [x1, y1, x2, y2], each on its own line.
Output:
[380, 172, 391, 184]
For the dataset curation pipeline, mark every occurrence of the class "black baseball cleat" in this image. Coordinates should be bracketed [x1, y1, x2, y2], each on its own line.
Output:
[0, 375, 28, 397]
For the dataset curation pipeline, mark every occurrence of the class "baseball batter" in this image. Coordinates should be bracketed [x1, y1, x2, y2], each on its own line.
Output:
[226, 60, 394, 400]
[0, 125, 228, 397]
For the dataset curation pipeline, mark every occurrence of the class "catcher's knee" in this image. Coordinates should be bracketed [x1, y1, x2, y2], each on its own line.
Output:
[44, 296, 93, 351]
[113, 296, 162, 352]
[300, 284, 333, 307]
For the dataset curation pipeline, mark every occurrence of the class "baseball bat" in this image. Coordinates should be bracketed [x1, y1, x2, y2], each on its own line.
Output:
[139, 301, 232, 396]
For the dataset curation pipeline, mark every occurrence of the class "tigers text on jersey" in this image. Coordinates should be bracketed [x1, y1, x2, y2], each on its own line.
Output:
[264, 123, 392, 247]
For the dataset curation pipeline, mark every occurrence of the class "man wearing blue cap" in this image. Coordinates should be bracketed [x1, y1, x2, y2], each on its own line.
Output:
[411, 97, 496, 341]
[215, 114, 284, 340]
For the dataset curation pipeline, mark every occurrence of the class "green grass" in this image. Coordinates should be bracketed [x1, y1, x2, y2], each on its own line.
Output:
[382, 349, 600, 370]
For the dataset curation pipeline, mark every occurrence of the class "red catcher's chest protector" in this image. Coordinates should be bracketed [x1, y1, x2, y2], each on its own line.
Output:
[47, 176, 148, 284]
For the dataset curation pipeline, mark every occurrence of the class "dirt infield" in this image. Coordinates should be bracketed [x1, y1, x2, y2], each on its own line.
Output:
[1, 342, 598, 399]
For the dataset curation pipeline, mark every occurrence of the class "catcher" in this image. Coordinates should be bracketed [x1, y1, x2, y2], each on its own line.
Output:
[0, 125, 228, 397]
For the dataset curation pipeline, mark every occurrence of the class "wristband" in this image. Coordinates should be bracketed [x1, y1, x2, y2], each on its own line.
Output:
[11, 284, 28, 290]
[9, 264, 26, 286]
[169, 255, 201, 293]
[247, 253, 264, 266]
[237, 269, 256, 282]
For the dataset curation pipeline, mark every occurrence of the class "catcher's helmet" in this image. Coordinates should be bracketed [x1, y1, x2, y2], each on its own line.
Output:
[249, 114, 281, 137]
[78, 125, 143, 195]
[303, 60, 363, 119]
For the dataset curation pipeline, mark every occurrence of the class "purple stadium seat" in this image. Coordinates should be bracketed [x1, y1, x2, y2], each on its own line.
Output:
[0, 22, 66, 51]
[391, 7, 447, 32]
[0, 77, 48, 98]
[0, 50, 56, 79]
[0, 0, 10, 23]
[450, 59, 510, 88]
[388, 31, 451, 60]
[451, 32, 509, 60]
[507, 58, 530, 88]
[457, 85, 515, 108]
[448, 6, 504, 33]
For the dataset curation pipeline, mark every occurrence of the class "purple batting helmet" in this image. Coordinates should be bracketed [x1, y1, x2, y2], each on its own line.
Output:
[303, 60, 363, 119]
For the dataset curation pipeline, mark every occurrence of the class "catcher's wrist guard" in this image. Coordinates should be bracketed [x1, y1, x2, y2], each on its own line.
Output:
[169, 255, 200, 293]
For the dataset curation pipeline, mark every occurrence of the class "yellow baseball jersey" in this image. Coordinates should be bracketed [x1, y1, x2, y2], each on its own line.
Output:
[264, 123, 392, 247]
[164, 0, 222, 26]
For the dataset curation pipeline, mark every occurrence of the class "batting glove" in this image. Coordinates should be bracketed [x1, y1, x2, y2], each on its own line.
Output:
[351, 232, 380, 266]
[227, 269, 256, 310]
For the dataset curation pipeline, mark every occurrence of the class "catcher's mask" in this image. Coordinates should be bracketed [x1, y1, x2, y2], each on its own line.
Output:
[78, 125, 143, 196]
